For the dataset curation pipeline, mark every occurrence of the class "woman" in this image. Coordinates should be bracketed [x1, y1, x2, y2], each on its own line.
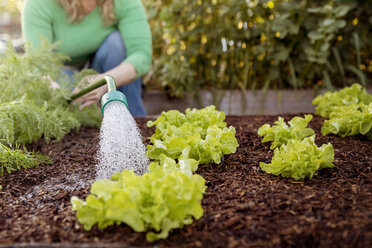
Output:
[22, 0, 152, 116]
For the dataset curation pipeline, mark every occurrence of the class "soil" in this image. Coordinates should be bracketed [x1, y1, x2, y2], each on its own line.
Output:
[0, 115, 371, 248]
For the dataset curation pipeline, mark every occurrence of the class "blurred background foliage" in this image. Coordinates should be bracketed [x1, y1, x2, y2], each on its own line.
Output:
[0, 0, 21, 18]
[143, 0, 372, 99]
[1, 0, 371, 99]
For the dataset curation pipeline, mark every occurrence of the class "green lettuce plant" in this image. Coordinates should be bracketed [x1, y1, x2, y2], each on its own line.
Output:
[257, 114, 315, 149]
[259, 136, 335, 180]
[71, 161, 206, 242]
[321, 103, 372, 140]
[146, 106, 239, 165]
[72, 106, 238, 241]
[312, 83, 372, 117]
[313, 83, 372, 140]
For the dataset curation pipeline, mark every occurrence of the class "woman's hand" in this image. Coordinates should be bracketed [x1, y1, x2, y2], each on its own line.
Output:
[72, 62, 137, 110]
[72, 74, 108, 110]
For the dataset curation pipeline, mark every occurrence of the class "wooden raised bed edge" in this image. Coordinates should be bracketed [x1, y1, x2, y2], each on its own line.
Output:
[143, 89, 372, 116]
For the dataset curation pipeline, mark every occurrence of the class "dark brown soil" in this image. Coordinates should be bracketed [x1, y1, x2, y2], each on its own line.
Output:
[0, 115, 371, 248]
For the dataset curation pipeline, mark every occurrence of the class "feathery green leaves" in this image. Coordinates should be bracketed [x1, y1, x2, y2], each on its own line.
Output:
[0, 40, 101, 175]
[0, 142, 52, 176]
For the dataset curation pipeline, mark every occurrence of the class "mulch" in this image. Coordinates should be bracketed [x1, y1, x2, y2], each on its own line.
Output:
[0, 115, 371, 248]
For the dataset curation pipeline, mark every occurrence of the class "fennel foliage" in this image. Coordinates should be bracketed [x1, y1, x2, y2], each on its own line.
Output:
[0, 41, 101, 175]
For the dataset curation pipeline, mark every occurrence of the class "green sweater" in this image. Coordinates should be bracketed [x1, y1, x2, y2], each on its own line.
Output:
[22, 0, 152, 77]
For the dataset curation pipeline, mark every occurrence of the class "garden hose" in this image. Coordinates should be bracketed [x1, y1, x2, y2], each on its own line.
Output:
[70, 76, 129, 114]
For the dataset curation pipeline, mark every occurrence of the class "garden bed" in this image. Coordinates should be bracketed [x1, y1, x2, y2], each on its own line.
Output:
[0, 115, 371, 247]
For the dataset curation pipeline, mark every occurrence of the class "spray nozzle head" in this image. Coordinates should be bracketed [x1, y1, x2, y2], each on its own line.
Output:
[100, 76, 129, 115]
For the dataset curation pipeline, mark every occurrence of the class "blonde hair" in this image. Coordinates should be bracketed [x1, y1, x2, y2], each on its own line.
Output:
[57, 0, 116, 25]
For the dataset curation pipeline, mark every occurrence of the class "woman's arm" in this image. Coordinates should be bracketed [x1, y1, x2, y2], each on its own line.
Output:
[75, 0, 152, 109]
[22, 0, 53, 47]
[116, 0, 152, 78]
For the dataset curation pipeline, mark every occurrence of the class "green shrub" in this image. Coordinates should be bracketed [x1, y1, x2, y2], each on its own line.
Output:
[143, 0, 371, 99]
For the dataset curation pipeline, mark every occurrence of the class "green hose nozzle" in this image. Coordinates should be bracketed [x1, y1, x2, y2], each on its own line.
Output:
[70, 75, 128, 115]
[101, 89, 129, 115]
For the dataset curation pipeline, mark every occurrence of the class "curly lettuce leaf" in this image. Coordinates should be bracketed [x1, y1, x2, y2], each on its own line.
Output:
[147, 105, 227, 139]
[71, 162, 206, 242]
[259, 136, 335, 180]
[184, 106, 227, 136]
[321, 103, 372, 140]
[147, 106, 238, 166]
[257, 115, 314, 149]
[312, 83, 372, 117]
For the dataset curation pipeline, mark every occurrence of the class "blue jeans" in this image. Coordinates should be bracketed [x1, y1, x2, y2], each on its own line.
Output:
[91, 31, 146, 116]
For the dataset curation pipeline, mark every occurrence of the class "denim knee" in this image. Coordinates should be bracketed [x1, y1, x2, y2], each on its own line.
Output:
[92, 31, 126, 73]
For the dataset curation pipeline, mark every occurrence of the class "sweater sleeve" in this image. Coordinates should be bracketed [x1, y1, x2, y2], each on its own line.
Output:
[22, 0, 53, 47]
[115, 0, 152, 77]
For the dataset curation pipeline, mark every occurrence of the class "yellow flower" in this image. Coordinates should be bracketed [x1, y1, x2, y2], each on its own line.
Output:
[201, 35, 208, 44]
[166, 46, 175, 55]
[267, 1, 274, 9]
[255, 16, 265, 24]
[188, 22, 196, 31]
[258, 53, 266, 61]
[260, 33, 267, 42]
[238, 21, 243, 30]
[180, 41, 187, 50]
[352, 18, 358, 26]
[189, 57, 197, 63]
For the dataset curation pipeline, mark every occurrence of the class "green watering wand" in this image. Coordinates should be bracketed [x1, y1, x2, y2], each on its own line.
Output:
[70, 75, 128, 114]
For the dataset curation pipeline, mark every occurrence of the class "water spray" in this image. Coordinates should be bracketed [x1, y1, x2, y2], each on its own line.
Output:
[70, 75, 149, 179]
